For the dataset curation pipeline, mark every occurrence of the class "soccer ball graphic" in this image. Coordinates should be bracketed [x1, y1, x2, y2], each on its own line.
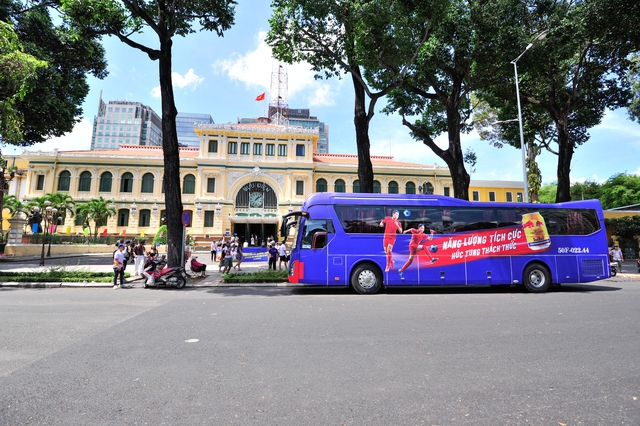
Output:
[429, 244, 438, 253]
[403, 209, 411, 217]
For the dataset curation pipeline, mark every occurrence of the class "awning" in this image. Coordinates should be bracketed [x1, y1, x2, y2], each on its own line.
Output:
[228, 215, 280, 224]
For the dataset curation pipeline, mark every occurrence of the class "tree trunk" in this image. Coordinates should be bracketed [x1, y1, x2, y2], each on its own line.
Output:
[555, 114, 573, 203]
[445, 106, 469, 200]
[351, 72, 374, 193]
[158, 37, 184, 267]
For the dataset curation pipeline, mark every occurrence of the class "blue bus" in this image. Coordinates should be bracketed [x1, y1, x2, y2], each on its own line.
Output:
[280, 193, 610, 294]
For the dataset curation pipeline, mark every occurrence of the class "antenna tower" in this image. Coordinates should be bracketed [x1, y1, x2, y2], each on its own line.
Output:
[268, 61, 289, 125]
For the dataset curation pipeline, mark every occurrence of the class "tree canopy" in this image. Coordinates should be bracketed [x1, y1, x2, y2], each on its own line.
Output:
[61, 0, 236, 267]
[480, 0, 640, 202]
[1, 1, 107, 146]
[267, 0, 445, 193]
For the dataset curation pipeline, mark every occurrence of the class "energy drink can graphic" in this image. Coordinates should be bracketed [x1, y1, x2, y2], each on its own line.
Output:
[521, 212, 551, 250]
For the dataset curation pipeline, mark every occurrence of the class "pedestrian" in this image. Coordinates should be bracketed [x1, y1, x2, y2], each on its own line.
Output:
[210, 240, 216, 261]
[234, 244, 244, 271]
[610, 244, 624, 272]
[123, 240, 132, 271]
[268, 243, 278, 271]
[113, 243, 128, 289]
[147, 244, 158, 259]
[278, 242, 288, 270]
[222, 242, 234, 274]
[190, 256, 207, 277]
[133, 240, 146, 276]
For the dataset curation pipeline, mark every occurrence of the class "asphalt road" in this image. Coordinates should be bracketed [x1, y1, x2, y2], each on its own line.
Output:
[1, 279, 639, 425]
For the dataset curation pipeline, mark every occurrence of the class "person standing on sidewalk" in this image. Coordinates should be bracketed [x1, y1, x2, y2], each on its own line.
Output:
[113, 244, 127, 289]
[123, 240, 132, 271]
[132, 240, 146, 276]
[610, 244, 624, 272]
[268, 243, 278, 271]
[210, 240, 216, 261]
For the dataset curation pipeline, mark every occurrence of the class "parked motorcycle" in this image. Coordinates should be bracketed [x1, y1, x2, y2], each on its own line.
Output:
[142, 256, 188, 289]
[610, 262, 618, 277]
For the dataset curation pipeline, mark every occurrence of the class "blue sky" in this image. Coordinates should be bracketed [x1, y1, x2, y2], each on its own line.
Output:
[7, 0, 640, 184]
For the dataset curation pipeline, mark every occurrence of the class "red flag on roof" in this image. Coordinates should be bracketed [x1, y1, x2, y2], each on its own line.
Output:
[255, 92, 265, 101]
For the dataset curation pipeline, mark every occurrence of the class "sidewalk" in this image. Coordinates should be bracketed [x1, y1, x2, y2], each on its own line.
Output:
[0, 253, 293, 289]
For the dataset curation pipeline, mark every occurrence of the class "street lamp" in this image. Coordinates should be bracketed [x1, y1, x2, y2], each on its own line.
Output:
[511, 29, 549, 203]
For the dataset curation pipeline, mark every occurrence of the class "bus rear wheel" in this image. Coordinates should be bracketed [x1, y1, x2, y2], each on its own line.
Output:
[523, 263, 551, 293]
[351, 263, 383, 295]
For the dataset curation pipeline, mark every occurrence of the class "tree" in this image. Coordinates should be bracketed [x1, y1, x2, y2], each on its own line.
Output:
[629, 53, 640, 122]
[384, 0, 525, 200]
[473, 94, 555, 203]
[537, 182, 557, 204]
[599, 173, 640, 209]
[485, 0, 640, 202]
[606, 216, 640, 257]
[1, 1, 107, 145]
[26, 193, 75, 232]
[267, 0, 444, 193]
[0, 19, 47, 143]
[570, 180, 601, 202]
[76, 196, 115, 237]
[61, 0, 236, 267]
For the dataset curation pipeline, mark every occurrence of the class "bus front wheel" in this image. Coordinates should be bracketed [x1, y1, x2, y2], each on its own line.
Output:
[351, 263, 383, 295]
[523, 263, 551, 293]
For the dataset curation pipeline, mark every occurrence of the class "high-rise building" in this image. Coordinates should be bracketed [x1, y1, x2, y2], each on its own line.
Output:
[90, 96, 163, 150]
[176, 112, 214, 147]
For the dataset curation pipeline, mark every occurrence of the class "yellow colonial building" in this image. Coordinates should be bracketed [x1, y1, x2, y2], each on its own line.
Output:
[5, 120, 525, 245]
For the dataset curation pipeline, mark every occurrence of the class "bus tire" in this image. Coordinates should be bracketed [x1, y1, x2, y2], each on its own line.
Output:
[523, 263, 551, 293]
[351, 263, 383, 295]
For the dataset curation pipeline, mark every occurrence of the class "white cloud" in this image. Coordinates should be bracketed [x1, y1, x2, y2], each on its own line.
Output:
[2, 117, 94, 155]
[151, 68, 205, 98]
[212, 31, 336, 106]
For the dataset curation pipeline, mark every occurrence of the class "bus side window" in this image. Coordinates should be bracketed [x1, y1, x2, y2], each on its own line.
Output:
[313, 232, 327, 249]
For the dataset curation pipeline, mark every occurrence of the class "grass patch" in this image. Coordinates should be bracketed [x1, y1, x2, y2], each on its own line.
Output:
[222, 269, 288, 283]
[0, 266, 130, 283]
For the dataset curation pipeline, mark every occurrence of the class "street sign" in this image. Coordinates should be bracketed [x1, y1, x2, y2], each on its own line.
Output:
[181, 210, 191, 227]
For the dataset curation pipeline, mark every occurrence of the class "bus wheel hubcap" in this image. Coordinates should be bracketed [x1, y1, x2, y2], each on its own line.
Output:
[359, 271, 376, 289]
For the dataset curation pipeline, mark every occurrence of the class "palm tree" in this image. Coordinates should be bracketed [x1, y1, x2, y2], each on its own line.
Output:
[27, 193, 75, 233]
[76, 197, 116, 237]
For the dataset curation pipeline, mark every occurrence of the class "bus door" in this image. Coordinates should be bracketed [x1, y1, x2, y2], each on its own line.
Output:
[299, 218, 335, 285]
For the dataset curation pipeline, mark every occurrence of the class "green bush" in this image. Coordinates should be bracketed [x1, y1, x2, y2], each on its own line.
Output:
[0, 266, 130, 283]
[222, 269, 288, 283]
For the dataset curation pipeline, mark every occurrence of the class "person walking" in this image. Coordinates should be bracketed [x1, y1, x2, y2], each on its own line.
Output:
[234, 244, 244, 271]
[222, 242, 233, 274]
[133, 240, 146, 276]
[210, 240, 216, 261]
[113, 243, 127, 289]
[123, 240, 132, 271]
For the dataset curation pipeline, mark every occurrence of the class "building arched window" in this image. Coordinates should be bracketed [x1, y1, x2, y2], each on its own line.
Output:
[183, 174, 196, 194]
[117, 209, 129, 226]
[388, 181, 399, 194]
[78, 171, 92, 192]
[316, 178, 327, 193]
[138, 209, 151, 227]
[57, 171, 71, 191]
[334, 179, 345, 193]
[353, 180, 360, 193]
[99, 172, 112, 192]
[373, 180, 381, 193]
[120, 172, 133, 193]
[141, 173, 154, 193]
[405, 181, 416, 194]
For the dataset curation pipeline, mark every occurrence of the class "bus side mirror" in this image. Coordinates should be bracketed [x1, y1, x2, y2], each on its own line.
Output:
[313, 232, 328, 250]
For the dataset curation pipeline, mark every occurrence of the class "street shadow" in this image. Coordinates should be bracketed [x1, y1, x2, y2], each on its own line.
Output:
[190, 282, 622, 297]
